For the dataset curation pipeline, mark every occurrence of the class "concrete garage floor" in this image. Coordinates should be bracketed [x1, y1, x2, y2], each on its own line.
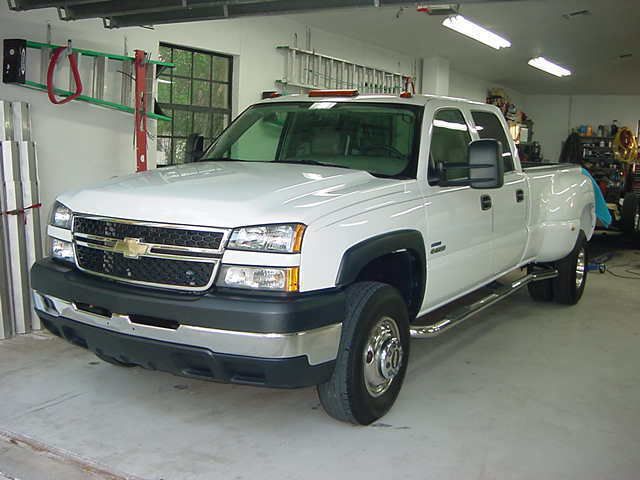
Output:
[1, 236, 639, 480]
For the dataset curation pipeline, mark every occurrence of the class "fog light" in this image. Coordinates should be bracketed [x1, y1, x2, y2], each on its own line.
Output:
[51, 238, 75, 263]
[217, 265, 299, 292]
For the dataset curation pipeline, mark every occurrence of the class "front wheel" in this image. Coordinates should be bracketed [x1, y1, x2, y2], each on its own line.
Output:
[317, 282, 410, 425]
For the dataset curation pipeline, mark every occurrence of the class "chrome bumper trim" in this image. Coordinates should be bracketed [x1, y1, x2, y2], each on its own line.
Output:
[33, 292, 341, 366]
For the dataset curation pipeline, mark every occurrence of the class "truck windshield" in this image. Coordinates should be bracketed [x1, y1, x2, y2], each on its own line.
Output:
[202, 102, 423, 179]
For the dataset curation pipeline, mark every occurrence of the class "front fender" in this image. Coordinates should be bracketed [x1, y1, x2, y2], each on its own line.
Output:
[336, 230, 426, 287]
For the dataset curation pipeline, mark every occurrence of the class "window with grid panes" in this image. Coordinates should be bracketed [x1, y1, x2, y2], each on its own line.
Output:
[157, 43, 233, 166]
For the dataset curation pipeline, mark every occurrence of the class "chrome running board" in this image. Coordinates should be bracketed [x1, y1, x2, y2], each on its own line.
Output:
[410, 269, 558, 339]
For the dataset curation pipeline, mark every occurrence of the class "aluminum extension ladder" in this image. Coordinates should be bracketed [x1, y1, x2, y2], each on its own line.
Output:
[277, 45, 411, 94]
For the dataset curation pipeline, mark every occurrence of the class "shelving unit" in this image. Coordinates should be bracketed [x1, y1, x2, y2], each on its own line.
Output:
[579, 136, 615, 162]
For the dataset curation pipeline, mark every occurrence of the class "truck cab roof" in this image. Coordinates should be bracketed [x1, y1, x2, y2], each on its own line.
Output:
[258, 91, 490, 108]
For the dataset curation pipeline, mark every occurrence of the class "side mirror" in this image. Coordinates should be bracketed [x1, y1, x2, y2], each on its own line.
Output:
[184, 133, 205, 163]
[468, 139, 504, 189]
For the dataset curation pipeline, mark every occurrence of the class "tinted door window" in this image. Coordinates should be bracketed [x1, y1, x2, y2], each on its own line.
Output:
[471, 111, 515, 172]
[429, 109, 472, 184]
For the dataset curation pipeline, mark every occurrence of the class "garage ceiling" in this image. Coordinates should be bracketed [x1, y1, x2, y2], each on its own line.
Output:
[8, 0, 520, 28]
[291, 0, 640, 95]
[8, 0, 640, 95]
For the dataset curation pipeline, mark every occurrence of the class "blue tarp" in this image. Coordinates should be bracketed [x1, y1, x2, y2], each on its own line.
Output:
[582, 168, 612, 228]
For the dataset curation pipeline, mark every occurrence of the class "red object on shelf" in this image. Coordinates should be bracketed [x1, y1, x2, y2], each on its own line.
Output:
[46, 44, 83, 105]
[134, 49, 148, 173]
[400, 76, 416, 98]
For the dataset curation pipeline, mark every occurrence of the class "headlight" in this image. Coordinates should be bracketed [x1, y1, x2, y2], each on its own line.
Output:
[50, 201, 73, 230]
[51, 238, 75, 263]
[216, 265, 299, 292]
[227, 224, 305, 253]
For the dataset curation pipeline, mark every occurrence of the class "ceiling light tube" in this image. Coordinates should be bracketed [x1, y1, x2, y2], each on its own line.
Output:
[528, 57, 572, 77]
[442, 15, 511, 50]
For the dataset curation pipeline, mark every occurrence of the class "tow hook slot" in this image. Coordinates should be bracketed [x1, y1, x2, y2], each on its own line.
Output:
[129, 315, 180, 330]
[75, 303, 112, 318]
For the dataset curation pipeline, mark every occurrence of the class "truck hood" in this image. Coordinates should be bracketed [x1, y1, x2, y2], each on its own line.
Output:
[59, 161, 407, 228]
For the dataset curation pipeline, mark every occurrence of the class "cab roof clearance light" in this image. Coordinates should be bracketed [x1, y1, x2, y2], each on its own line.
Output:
[308, 89, 359, 97]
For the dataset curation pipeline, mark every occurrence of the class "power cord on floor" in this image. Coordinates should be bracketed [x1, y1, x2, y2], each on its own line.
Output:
[590, 250, 640, 280]
[605, 262, 640, 280]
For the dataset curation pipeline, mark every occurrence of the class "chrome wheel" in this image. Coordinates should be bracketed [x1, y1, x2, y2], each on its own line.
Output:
[362, 316, 403, 398]
[576, 247, 586, 289]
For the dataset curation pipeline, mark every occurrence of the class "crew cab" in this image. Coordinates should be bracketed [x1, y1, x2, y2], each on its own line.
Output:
[31, 91, 596, 425]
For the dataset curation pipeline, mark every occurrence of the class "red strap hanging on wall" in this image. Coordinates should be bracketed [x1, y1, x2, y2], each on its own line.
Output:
[47, 42, 83, 105]
[1, 203, 42, 225]
[134, 49, 148, 172]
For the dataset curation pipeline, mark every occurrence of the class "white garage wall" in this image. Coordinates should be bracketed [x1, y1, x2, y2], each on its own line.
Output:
[523, 94, 640, 162]
[523, 95, 571, 162]
[0, 3, 534, 243]
[449, 68, 525, 108]
[0, 4, 417, 239]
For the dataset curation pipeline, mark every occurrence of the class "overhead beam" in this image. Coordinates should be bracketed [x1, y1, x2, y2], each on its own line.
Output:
[105, 0, 504, 28]
[61, 0, 278, 20]
[9, 0, 523, 28]
[8, 0, 108, 10]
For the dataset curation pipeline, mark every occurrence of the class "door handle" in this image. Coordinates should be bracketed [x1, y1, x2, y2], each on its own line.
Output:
[516, 189, 525, 203]
[480, 195, 492, 211]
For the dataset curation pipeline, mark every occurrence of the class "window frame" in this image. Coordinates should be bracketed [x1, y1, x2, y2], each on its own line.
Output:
[427, 107, 473, 187]
[157, 42, 234, 166]
[469, 109, 516, 173]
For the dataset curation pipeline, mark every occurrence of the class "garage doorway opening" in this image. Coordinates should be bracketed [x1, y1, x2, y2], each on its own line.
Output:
[157, 43, 234, 166]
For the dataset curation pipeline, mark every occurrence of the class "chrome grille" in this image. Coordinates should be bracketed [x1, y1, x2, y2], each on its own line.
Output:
[72, 216, 229, 292]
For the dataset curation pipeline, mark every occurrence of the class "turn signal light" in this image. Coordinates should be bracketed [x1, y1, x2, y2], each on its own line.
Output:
[309, 89, 359, 97]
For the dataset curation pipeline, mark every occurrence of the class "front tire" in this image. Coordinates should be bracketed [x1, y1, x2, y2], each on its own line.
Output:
[317, 282, 410, 425]
[552, 232, 588, 305]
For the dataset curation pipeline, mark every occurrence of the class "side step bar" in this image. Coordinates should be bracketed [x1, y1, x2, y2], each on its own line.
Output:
[410, 269, 558, 339]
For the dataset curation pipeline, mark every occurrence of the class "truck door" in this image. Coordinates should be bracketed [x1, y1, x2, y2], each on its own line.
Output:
[470, 110, 528, 274]
[422, 107, 495, 309]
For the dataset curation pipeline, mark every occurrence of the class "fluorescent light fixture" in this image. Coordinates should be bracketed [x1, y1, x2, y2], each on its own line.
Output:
[442, 15, 511, 50]
[528, 57, 572, 77]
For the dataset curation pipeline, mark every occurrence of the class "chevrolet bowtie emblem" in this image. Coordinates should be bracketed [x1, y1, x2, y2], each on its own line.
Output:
[114, 237, 151, 259]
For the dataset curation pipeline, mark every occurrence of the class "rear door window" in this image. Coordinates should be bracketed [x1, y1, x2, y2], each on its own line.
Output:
[428, 109, 472, 184]
[471, 110, 515, 172]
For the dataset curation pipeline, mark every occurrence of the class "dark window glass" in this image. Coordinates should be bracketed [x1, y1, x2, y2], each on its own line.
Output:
[157, 43, 233, 166]
[429, 109, 471, 183]
[204, 103, 422, 179]
[471, 110, 515, 172]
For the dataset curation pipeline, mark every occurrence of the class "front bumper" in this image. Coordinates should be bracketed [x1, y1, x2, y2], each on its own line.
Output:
[31, 259, 344, 388]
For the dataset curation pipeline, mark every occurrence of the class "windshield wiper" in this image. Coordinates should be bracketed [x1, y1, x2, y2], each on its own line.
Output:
[200, 157, 245, 162]
[276, 159, 353, 170]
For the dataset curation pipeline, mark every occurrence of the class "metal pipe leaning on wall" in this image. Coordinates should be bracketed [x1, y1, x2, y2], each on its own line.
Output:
[1, 141, 30, 334]
[0, 100, 41, 339]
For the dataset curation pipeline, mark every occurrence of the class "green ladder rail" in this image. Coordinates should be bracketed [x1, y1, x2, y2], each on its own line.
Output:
[15, 39, 174, 121]
[22, 80, 171, 121]
[26, 40, 174, 67]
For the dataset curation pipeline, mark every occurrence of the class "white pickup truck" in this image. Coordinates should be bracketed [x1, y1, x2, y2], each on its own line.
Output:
[32, 91, 595, 425]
